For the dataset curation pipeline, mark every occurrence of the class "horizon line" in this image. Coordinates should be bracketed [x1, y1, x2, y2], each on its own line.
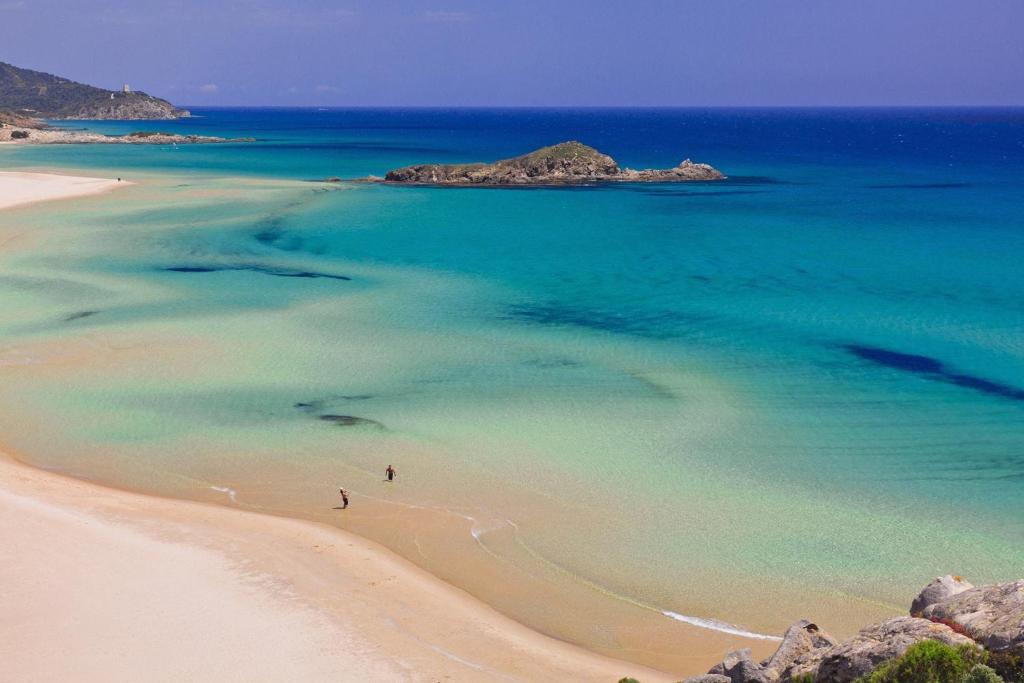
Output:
[173, 104, 1024, 110]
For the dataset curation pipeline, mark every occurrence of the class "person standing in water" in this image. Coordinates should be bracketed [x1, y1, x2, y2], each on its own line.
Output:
[385, 464, 396, 482]
[339, 488, 349, 509]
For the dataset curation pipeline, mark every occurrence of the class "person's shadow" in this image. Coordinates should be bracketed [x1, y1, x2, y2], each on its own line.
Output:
[332, 506, 346, 510]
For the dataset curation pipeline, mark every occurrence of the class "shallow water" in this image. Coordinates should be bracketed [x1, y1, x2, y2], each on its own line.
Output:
[1, 108, 1023, 668]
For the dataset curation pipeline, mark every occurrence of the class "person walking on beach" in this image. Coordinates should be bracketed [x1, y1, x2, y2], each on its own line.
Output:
[385, 464, 396, 482]
[339, 488, 349, 509]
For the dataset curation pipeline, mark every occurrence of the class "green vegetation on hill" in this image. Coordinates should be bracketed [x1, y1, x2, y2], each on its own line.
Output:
[0, 61, 187, 119]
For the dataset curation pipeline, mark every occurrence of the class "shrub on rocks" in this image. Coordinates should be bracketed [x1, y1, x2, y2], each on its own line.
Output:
[855, 640, 986, 683]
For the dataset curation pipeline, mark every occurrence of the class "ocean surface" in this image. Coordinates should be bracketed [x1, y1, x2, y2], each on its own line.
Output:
[1, 108, 1023, 667]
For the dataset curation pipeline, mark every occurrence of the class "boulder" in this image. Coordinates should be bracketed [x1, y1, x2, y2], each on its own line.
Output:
[911, 575, 974, 615]
[700, 620, 838, 682]
[787, 617, 976, 683]
[761, 620, 838, 679]
[922, 579, 1024, 653]
[683, 676, 732, 683]
[713, 648, 774, 683]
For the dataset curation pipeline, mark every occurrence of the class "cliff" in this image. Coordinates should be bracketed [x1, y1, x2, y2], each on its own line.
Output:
[0, 61, 188, 120]
[376, 141, 724, 185]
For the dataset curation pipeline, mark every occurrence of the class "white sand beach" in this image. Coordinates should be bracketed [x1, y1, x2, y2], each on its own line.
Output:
[0, 450, 672, 682]
[0, 171, 124, 211]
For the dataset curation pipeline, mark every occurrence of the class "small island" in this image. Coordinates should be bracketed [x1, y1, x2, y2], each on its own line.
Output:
[362, 141, 725, 186]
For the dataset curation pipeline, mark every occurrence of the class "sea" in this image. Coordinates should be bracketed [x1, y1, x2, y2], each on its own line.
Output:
[1, 108, 1022, 668]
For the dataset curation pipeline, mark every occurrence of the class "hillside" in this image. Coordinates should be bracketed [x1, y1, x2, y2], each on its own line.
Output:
[0, 62, 188, 120]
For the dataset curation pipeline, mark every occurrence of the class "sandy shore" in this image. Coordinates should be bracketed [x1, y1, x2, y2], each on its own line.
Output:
[0, 170, 671, 681]
[0, 450, 672, 682]
[0, 171, 125, 210]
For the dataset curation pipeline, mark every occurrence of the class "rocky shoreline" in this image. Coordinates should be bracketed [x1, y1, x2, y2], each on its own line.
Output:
[358, 141, 725, 186]
[679, 575, 1024, 683]
[0, 126, 253, 145]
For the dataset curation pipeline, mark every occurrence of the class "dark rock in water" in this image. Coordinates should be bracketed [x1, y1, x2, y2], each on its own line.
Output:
[164, 264, 351, 281]
[844, 344, 1024, 402]
[911, 575, 974, 616]
[295, 395, 374, 413]
[64, 310, 99, 322]
[323, 177, 342, 183]
[921, 579, 1024, 654]
[362, 141, 724, 186]
[166, 266, 219, 273]
[318, 414, 384, 429]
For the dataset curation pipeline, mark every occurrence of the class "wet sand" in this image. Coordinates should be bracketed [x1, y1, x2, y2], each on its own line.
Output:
[0, 448, 675, 682]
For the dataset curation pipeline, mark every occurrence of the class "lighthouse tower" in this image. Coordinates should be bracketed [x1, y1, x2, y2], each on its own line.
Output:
[122, 84, 132, 94]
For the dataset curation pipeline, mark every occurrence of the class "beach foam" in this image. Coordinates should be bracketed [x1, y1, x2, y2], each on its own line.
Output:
[663, 611, 782, 641]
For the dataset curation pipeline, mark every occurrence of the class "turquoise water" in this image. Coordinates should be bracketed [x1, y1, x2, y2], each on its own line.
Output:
[1, 108, 1023, 659]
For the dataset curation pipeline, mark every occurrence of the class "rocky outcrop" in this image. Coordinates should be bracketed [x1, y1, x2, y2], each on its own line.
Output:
[693, 621, 838, 683]
[788, 617, 976, 683]
[763, 620, 839, 679]
[372, 141, 724, 186]
[922, 580, 1024, 653]
[57, 96, 188, 120]
[911, 575, 974, 616]
[620, 159, 725, 182]
[0, 108, 44, 129]
[693, 573, 1016, 683]
[0, 127, 252, 145]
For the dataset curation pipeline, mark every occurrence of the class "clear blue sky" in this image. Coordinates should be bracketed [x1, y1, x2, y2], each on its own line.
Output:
[2, 0, 1022, 107]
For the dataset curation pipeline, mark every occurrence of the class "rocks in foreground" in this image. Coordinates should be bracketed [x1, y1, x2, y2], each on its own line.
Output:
[686, 575, 1024, 683]
[369, 141, 724, 186]
[922, 580, 1024, 653]
[911, 575, 975, 616]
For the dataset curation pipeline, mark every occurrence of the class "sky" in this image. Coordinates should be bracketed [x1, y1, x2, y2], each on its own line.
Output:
[1, 0, 1022, 107]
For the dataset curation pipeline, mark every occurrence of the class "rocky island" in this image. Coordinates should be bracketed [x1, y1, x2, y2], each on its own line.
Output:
[365, 141, 725, 186]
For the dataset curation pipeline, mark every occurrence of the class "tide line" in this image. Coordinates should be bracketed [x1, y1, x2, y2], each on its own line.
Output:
[662, 610, 782, 641]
